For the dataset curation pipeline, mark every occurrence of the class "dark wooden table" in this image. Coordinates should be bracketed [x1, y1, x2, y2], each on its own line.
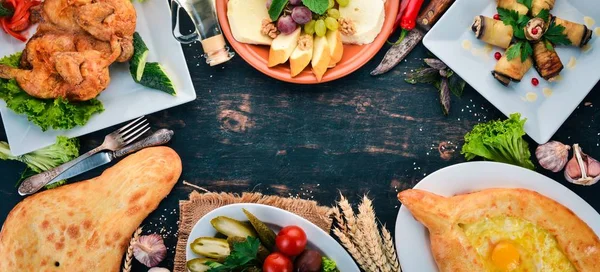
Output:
[1, 41, 599, 271]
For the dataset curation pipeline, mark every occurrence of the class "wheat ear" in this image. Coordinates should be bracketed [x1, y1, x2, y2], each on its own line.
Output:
[382, 224, 400, 271]
[332, 205, 347, 233]
[122, 227, 143, 272]
[338, 193, 357, 236]
[333, 228, 366, 268]
[357, 196, 390, 272]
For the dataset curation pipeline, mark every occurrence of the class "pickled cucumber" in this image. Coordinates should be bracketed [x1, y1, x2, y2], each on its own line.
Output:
[227, 236, 270, 262]
[190, 237, 230, 259]
[186, 258, 218, 272]
[243, 208, 277, 250]
[210, 216, 257, 238]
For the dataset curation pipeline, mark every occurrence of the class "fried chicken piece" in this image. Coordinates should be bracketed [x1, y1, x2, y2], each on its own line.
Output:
[74, 0, 136, 41]
[0, 36, 121, 101]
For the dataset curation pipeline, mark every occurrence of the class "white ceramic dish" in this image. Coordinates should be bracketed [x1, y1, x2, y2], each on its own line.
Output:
[186, 203, 360, 271]
[395, 161, 600, 272]
[0, 0, 196, 156]
[423, 0, 600, 144]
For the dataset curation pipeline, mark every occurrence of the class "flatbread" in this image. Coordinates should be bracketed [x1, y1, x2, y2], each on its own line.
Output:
[0, 146, 182, 272]
[398, 188, 600, 271]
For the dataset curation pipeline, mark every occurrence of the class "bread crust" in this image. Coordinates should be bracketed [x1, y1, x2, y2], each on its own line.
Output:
[398, 188, 600, 271]
[0, 146, 182, 272]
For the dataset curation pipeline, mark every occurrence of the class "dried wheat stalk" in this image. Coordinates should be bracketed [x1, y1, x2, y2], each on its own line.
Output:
[382, 224, 401, 271]
[332, 205, 346, 233]
[358, 196, 390, 272]
[122, 227, 143, 272]
[338, 193, 357, 236]
[333, 228, 366, 268]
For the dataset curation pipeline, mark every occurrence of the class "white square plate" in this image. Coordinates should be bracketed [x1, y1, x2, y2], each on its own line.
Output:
[423, 0, 600, 144]
[0, 0, 196, 156]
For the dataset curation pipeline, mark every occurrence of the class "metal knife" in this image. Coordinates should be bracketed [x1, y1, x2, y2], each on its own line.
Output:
[42, 129, 175, 188]
[371, 0, 455, 76]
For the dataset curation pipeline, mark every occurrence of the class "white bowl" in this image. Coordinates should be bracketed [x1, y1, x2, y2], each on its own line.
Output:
[395, 162, 600, 272]
[186, 203, 360, 271]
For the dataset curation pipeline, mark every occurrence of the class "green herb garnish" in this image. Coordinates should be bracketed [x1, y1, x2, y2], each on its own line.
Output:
[322, 257, 339, 272]
[302, 0, 329, 15]
[544, 20, 572, 46]
[505, 41, 532, 62]
[206, 236, 261, 272]
[535, 9, 550, 22]
[517, 0, 532, 10]
[268, 0, 289, 21]
[497, 8, 529, 40]
[0, 4, 13, 17]
[461, 113, 534, 170]
[0, 53, 104, 131]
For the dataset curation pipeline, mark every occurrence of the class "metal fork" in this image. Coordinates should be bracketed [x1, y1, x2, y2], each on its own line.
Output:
[18, 116, 150, 196]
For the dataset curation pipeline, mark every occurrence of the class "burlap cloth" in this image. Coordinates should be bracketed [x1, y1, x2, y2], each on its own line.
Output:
[173, 191, 334, 272]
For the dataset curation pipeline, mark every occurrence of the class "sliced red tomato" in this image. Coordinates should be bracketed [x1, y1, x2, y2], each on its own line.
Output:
[263, 253, 293, 272]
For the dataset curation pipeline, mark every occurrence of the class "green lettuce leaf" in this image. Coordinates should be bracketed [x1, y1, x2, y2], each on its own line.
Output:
[0, 53, 104, 131]
[461, 113, 535, 169]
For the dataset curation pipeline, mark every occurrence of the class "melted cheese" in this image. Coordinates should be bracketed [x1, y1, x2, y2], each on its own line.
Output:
[460, 216, 576, 272]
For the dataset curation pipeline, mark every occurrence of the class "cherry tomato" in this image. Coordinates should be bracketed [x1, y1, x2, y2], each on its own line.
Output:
[276, 225, 307, 256]
[263, 252, 293, 272]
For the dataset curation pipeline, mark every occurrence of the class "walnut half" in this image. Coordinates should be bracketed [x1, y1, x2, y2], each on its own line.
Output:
[261, 19, 278, 39]
[297, 34, 313, 51]
[339, 18, 356, 36]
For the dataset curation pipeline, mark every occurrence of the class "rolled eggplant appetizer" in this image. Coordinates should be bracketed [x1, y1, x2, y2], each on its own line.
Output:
[531, 0, 555, 17]
[496, 0, 528, 15]
[551, 15, 593, 47]
[532, 41, 563, 80]
[472, 16, 514, 49]
[491, 44, 533, 86]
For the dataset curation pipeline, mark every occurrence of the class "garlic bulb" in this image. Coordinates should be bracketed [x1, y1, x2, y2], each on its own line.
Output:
[133, 234, 167, 267]
[564, 144, 600, 186]
[536, 141, 570, 172]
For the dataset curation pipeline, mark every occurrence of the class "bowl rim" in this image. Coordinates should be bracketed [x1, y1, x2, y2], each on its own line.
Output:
[216, 0, 399, 84]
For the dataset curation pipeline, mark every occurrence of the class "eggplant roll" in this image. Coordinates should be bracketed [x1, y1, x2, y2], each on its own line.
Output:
[532, 41, 563, 80]
[531, 0, 555, 16]
[472, 16, 514, 49]
[551, 15, 593, 47]
[496, 0, 528, 15]
[492, 44, 533, 86]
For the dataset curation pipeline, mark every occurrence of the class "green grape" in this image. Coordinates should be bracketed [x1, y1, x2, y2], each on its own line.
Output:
[327, 9, 340, 19]
[304, 20, 316, 35]
[325, 17, 339, 31]
[315, 19, 327, 37]
[328, 0, 335, 9]
[336, 0, 349, 7]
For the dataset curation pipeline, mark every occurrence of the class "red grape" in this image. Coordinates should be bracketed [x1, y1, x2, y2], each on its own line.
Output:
[289, 0, 302, 5]
[266, 0, 272, 9]
[291, 6, 312, 25]
[277, 15, 298, 35]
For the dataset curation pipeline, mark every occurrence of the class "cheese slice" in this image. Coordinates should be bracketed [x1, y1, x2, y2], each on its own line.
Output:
[227, 0, 273, 45]
[339, 0, 385, 45]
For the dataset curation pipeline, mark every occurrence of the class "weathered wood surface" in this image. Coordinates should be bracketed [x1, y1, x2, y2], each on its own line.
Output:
[1, 41, 599, 271]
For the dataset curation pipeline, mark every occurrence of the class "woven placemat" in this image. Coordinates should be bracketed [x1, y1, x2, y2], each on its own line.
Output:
[173, 191, 334, 272]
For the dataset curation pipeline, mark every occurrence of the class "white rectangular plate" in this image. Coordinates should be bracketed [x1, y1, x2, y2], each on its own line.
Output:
[423, 0, 600, 143]
[0, 0, 196, 156]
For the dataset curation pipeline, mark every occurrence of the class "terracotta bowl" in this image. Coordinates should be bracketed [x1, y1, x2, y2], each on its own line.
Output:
[216, 0, 399, 84]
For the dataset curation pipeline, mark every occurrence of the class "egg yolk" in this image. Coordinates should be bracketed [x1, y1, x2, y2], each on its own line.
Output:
[491, 241, 520, 271]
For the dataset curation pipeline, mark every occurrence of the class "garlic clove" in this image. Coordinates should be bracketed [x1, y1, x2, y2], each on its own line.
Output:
[133, 234, 167, 268]
[535, 141, 570, 172]
[564, 144, 600, 186]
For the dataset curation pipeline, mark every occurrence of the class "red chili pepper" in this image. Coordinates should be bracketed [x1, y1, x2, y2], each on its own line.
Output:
[400, 0, 425, 31]
[1, 17, 26, 41]
[0, 0, 41, 42]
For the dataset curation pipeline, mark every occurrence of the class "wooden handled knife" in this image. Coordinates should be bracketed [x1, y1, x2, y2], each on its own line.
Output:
[371, 0, 455, 76]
